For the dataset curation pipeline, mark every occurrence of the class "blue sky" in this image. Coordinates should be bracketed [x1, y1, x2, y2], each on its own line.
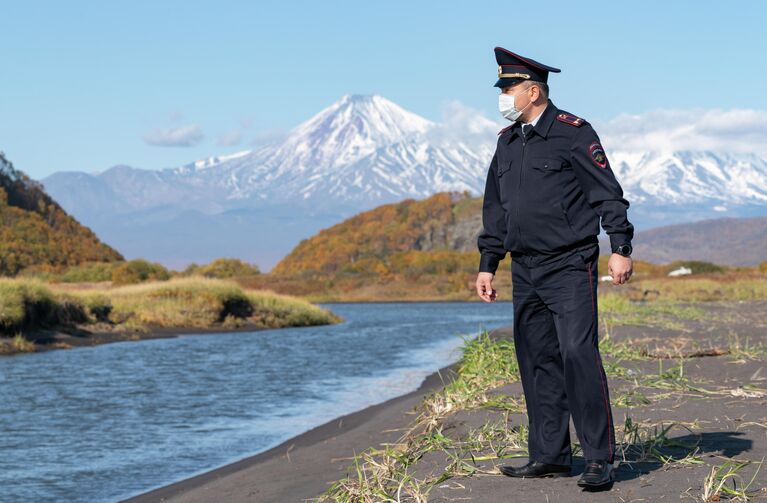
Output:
[2, 0, 765, 178]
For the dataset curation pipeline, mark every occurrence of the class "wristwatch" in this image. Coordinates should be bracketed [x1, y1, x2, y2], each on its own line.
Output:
[615, 243, 633, 257]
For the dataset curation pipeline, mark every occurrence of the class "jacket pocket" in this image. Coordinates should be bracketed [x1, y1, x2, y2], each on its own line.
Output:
[530, 157, 565, 172]
[497, 158, 512, 177]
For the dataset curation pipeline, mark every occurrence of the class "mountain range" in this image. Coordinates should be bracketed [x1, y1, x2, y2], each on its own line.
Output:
[38, 94, 767, 270]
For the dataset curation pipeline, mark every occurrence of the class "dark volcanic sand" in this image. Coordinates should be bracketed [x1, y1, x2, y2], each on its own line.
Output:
[123, 300, 767, 502]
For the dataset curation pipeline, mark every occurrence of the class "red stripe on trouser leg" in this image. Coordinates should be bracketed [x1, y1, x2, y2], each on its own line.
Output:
[588, 261, 614, 462]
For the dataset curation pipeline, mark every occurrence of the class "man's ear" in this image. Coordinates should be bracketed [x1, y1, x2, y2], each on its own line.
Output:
[525, 84, 536, 101]
[531, 85, 543, 103]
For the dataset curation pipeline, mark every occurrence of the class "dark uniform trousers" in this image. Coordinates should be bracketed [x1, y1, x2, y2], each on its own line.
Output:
[511, 241, 615, 465]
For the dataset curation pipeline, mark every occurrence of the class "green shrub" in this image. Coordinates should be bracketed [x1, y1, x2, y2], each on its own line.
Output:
[57, 261, 120, 282]
[184, 258, 260, 278]
[76, 292, 113, 322]
[111, 259, 171, 286]
[0, 279, 67, 333]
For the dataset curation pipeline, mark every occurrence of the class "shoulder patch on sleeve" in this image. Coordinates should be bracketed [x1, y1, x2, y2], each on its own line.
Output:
[556, 113, 585, 127]
[588, 142, 609, 168]
[498, 125, 513, 136]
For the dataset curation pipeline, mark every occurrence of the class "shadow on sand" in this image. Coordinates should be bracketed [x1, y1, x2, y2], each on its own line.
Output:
[570, 431, 752, 492]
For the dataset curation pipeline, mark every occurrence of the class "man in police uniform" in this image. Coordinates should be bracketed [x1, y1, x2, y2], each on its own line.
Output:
[475, 47, 634, 489]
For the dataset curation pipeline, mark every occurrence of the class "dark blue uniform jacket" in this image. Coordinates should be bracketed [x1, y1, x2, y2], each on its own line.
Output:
[478, 99, 634, 274]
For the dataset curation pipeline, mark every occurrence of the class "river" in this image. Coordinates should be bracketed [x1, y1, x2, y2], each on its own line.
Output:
[1, 301, 513, 502]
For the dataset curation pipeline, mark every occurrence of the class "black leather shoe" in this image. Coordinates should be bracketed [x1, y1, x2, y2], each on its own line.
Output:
[577, 459, 615, 489]
[499, 460, 571, 478]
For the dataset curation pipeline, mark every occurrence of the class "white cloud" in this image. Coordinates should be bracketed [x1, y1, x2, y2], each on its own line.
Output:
[143, 124, 204, 147]
[426, 100, 504, 146]
[216, 130, 243, 147]
[436, 102, 767, 157]
[595, 108, 767, 156]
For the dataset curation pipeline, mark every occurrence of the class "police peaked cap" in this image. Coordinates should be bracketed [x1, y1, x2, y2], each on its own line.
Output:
[494, 47, 561, 88]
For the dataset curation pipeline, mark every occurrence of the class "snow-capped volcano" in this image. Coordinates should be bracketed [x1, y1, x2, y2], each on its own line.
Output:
[277, 93, 434, 168]
[163, 93, 497, 205]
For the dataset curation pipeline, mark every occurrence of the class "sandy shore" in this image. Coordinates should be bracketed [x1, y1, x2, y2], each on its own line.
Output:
[120, 301, 767, 502]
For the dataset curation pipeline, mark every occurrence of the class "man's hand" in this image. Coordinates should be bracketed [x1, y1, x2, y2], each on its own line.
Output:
[476, 272, 498, 302]
[607, 253, 633, 285]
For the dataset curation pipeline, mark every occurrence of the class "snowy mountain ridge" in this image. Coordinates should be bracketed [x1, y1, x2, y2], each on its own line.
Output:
[146, 93, 767, 208]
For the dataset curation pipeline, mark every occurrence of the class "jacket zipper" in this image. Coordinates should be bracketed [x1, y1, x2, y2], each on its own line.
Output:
[516, 133, 527, 251]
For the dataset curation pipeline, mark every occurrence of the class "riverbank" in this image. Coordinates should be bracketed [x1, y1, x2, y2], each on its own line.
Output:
[0, 276, 341, 356]
[6, 320, 273, 354]
[122, 299, 767, 502]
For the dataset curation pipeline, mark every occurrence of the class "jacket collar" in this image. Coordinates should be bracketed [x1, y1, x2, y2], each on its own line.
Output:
[507, 99, 557, 140]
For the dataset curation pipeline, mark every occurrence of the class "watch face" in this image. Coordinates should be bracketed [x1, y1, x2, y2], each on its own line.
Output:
[618, 244, 632, 256]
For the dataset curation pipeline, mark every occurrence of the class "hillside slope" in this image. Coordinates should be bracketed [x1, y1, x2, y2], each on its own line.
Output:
[0, 152, 124, 276]
[621, 216, 767, 266]
[271, 191, 481, 277]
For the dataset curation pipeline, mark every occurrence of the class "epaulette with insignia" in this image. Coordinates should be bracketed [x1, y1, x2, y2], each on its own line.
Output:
[556, 113, 585, 127]
[498, 125, 513, 135]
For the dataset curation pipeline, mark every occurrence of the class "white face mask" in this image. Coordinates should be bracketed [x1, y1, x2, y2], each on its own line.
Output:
[498, 88, 532, 122]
